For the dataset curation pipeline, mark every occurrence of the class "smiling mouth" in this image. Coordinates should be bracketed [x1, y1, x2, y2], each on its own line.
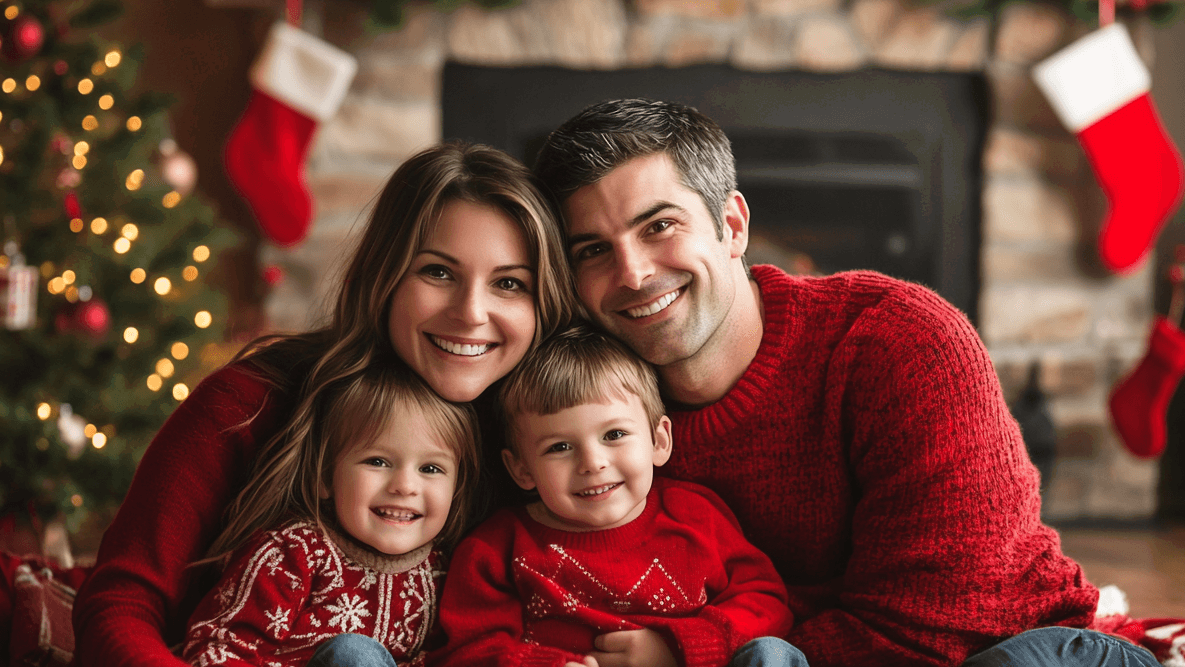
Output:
[576, 482, 621, 497]
[623, 289, 681, 319]
[429, 335, 493, 357]
[373, 508, 421, 522]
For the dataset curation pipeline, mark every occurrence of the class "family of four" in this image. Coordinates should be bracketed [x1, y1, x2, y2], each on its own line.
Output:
[71, 99, 1156, 667]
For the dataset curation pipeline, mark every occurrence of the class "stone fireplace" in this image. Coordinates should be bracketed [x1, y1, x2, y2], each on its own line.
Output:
[265, 0, 1162, 521]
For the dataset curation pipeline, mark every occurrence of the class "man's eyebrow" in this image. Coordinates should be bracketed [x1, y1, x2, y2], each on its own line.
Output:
[417, 249, 533, 273]
[566, 201, 685, 250]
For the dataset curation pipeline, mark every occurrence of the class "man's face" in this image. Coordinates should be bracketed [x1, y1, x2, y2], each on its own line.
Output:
[563, 153, 746, 367]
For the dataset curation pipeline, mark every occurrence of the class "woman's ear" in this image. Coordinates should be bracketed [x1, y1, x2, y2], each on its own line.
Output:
[501, 448, 537, 491]
[318, 476, 331, 500]
[651, 415, 673, 467]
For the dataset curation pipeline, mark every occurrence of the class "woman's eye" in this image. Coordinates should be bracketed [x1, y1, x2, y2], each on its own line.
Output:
[420, 264, 451, 280]
[604, 429, 627, 441]
[495, 277, 528, 292]
[420, 463, 445, 475]
[546, 442, 572, 454]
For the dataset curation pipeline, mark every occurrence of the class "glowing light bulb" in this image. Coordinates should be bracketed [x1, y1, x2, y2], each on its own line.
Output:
[70, 218, 84, 232]
[91, 217, 108, 234]
[105, 50, 122, 67]
[171, 342, 189, 359]
[124, 327, 139, 343]
[156, 358, 175, 378]
[126, 169, 144, 191]
[84, 424, 97, 438]
[62, 270, 76, 285]
[72, 156, 87, 169]
[93, 432, 107, 448]
[37, 403, 52, 420]
[25, 75, 40, 91]
[114, 237, 130, 253]
[182, 266, 198, 281]
[78, 79, 94, 95]
[193, 246, 210, 262]
[147, 374, 163, 391]
[126, 116, 141, 131]
[2, 79, 16, 94]
[162, 191, 181, 208]
[130, 268, 146, 284]
[195, 311, 212, 328]
[82, 115, 98, 131]
[71, 494, 83, 507]
[121, 223, 139, 240]
[74, 141, 89, 156]
[47, 277, 65, 294]
[154, 277, 171, 295]
[173, 383, 190, 401]
[98, 94, 113, 110]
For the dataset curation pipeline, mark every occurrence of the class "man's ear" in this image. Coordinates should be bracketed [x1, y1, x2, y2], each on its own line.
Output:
[501, 448, 538, 491]
[721, 191, 750, 260]
[651, 415, 673, 467]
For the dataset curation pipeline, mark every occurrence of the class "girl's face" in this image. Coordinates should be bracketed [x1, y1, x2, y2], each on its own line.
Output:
[327, 401, 458, 555]
[388, 200, 537, 402]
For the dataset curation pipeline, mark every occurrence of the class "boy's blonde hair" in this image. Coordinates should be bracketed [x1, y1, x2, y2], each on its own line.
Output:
[207, 363, 480, 561]
[497, 325, 664, 454]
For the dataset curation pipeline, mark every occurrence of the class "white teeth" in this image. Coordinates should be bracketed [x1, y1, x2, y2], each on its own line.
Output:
[430, 336, 491, 357]
[625, 290, 680, 319]
[577, 483, 619, 497]
[374, 508, 418, 521]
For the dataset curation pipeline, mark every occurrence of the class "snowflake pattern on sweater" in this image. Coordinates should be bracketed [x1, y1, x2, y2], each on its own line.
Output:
[182, 520, 443, 667]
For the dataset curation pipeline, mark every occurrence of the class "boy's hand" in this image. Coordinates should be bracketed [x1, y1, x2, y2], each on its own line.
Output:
[565, 657, 599, 667]
[588, 629, 676, 667]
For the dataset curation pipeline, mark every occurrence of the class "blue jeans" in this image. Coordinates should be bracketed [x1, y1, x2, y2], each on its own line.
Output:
[730, 637, 810, 667]
[307, 633, 398, 667]
[964, 627, 1159, 666]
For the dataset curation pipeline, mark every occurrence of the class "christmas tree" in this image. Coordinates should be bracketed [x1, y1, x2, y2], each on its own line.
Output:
[0, 0, 237, 541]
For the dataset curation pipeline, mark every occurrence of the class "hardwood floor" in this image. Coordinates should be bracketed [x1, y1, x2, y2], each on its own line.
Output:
[1058, 523, 1185, 618]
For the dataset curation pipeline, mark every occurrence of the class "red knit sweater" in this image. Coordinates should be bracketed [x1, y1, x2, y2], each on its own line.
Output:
[660, 265, 1098, 667]
[182, 521, 442, 667]
[73, 363, 285, 667]
[433, 478, 793, 667]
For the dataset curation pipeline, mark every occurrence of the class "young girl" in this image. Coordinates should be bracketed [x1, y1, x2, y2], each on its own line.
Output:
[182, 363, 479, 667]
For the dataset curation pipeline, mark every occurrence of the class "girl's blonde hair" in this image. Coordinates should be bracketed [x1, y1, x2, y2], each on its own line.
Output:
[208, 364, 479, 561]
[210, 142, 575, 559]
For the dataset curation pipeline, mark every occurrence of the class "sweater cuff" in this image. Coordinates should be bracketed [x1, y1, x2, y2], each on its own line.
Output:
[656, 616, 731, 667]
[516, 644, 583, 667]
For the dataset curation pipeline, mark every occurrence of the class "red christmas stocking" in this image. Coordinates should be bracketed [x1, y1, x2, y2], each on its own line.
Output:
[1108, 316, 1185, 458]
[1034, 24, 1185, 274]
[225, 22, 356, 247]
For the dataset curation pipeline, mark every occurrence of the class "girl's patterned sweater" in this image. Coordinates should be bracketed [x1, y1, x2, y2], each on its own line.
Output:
[182, 520, 443, 667]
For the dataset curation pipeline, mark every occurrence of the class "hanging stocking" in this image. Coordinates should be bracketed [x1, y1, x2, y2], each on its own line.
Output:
[1033, 24, 1184, 274]
[1108, 316, 1185, 458]
[224, 22, 357, 247]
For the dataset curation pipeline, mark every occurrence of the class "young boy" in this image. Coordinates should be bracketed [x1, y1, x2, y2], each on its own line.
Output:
[435, 326, 804, 667]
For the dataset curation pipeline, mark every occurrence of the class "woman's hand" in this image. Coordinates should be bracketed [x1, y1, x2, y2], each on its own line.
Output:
[587, 629, 676, 667]
[565, 656, 599, 667]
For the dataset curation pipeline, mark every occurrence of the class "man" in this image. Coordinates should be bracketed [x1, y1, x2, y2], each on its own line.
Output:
[533, 99, 1153, 667]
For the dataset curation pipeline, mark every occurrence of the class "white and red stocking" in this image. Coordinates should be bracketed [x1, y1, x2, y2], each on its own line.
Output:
[1033, 24, 1184, 274]
[1108, 316, 1185, 458]
[225, 22, 356, 247]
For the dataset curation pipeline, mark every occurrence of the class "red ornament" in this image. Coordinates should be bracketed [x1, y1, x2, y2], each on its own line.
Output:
[55, 298, 110, 338]
[262, 264, 284, 286]
[64, 191, 81, 218]
[53, 59, 67, 76]
[3, 15, 45, 62]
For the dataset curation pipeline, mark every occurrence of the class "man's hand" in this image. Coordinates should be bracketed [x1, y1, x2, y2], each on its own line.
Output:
[587, 629, 677, 667]
[564, 656, 599, 667]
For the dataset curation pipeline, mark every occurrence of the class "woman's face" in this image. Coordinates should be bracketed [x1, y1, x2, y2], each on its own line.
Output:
[388, 200, 537, 402]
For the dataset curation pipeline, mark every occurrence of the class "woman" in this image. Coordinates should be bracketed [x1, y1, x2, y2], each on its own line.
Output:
[71, 142, 576, 666]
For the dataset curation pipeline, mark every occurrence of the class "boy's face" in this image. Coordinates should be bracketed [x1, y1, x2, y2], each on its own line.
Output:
[502, 392, 672, 532]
